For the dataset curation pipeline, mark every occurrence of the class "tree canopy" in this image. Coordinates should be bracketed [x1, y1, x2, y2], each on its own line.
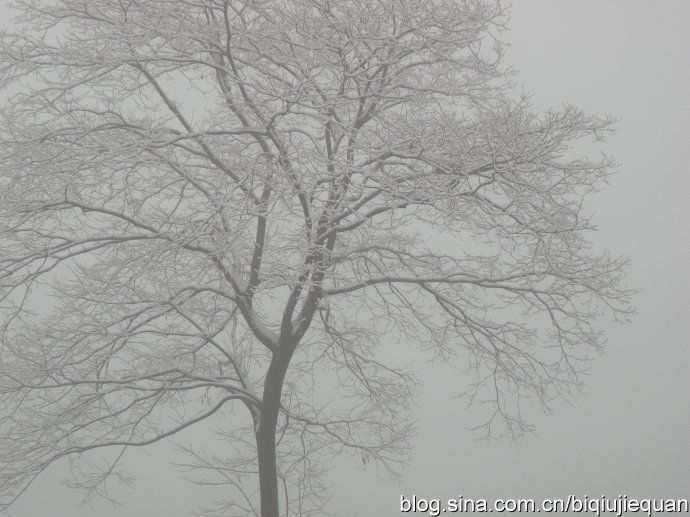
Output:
[0, 0, 631, 515]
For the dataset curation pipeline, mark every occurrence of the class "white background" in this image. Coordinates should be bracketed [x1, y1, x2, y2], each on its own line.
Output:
[3, 1, 689, 515]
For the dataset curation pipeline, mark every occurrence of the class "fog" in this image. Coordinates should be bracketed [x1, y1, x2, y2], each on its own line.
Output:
[2, 1, 688, 516]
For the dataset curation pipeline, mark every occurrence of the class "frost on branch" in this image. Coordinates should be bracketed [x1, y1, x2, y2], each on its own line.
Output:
[0, 0, 631, 514]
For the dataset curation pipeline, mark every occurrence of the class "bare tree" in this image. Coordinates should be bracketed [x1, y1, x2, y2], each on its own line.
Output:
[0, 0, 631, 516]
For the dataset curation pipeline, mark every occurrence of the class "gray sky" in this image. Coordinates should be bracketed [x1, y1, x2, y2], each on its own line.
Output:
[3, 1, 689, 516]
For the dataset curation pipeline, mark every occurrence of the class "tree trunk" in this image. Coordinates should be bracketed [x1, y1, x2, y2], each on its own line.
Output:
[257, 410, 280, 517]
[256, 350, 292, 517]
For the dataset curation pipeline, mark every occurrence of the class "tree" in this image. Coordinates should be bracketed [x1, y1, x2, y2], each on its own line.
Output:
[0, 0, 631, 515]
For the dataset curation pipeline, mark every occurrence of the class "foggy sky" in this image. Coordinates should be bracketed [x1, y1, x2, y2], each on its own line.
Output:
[3, 1, 688, 516]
